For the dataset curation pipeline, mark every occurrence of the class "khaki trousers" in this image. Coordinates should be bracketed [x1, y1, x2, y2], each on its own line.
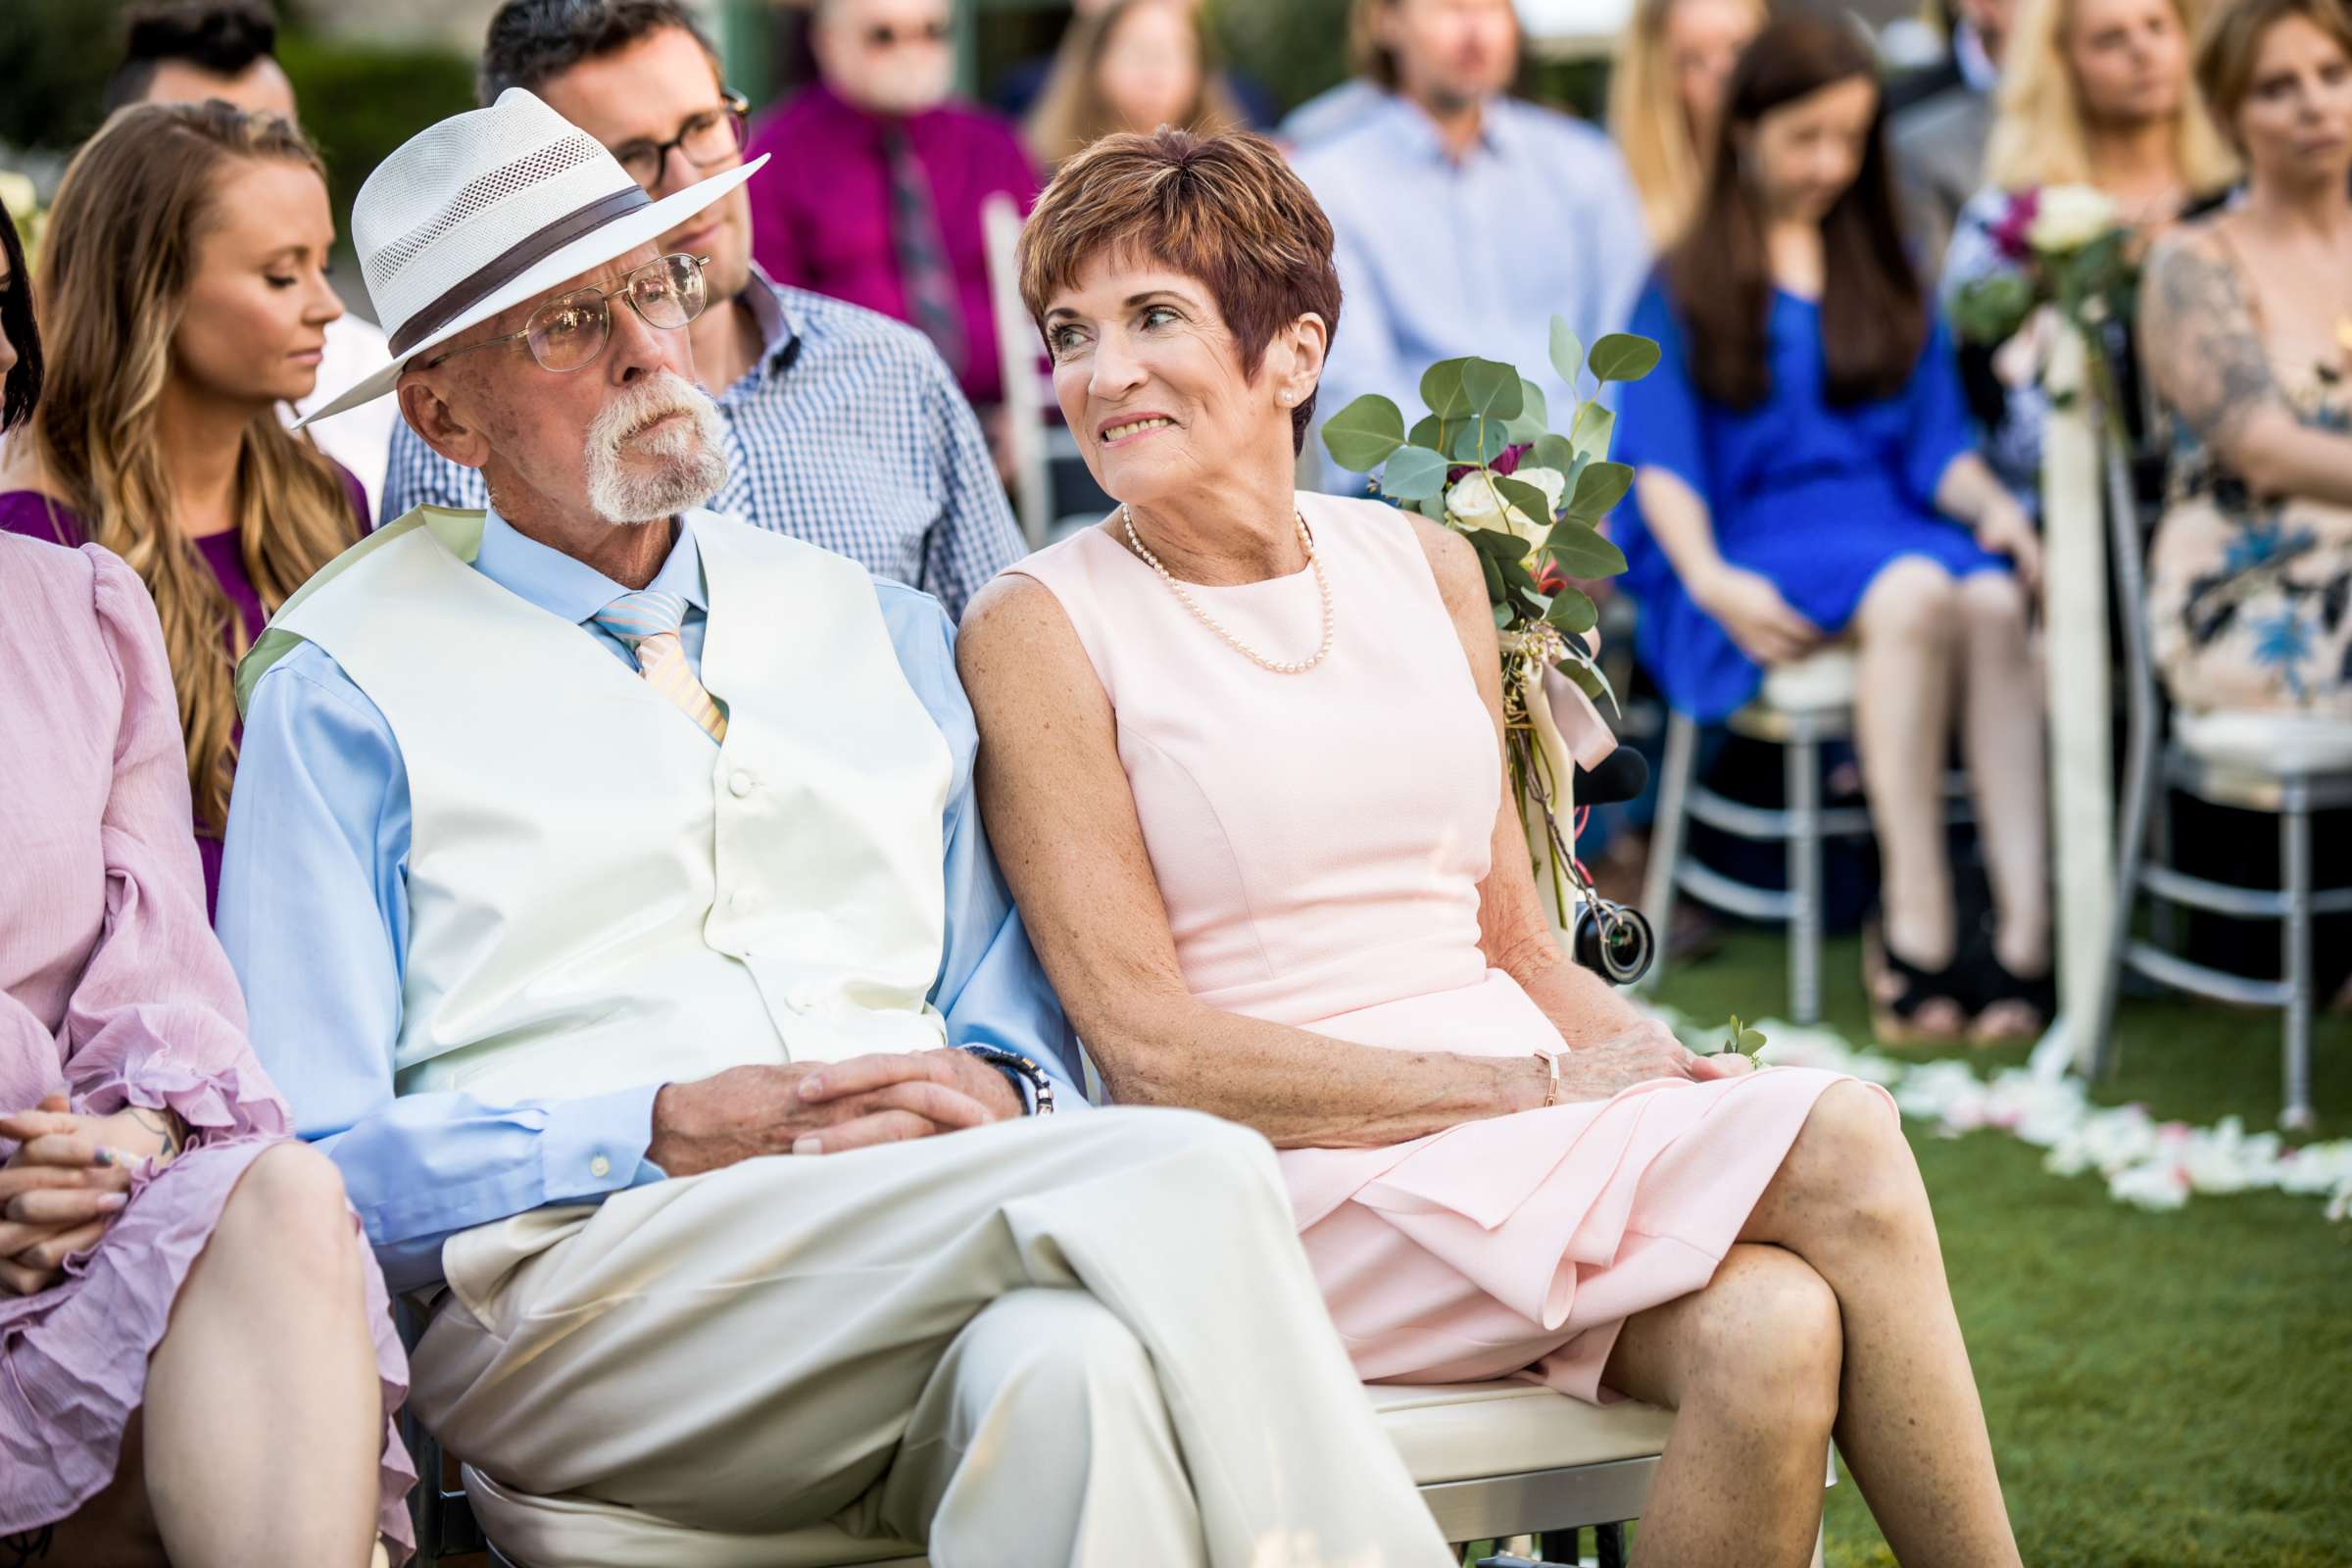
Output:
[412, 1108, 1454, 1568]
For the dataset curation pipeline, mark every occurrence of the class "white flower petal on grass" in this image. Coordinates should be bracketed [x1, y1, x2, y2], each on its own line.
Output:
[2109, 1160, 2192, 1211]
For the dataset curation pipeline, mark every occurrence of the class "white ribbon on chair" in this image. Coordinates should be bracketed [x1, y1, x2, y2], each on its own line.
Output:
[2031, 324, 2117, 1078]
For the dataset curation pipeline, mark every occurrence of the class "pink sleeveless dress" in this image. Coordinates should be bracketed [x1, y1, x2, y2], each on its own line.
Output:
[1007, 493, 1881, 1402]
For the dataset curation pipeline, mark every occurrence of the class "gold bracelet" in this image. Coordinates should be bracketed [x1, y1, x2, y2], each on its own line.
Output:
[1532, 1048, 1563, 1108]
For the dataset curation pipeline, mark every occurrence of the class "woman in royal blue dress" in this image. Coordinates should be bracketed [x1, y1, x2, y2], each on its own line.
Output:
[1617, 13, 2055, 1042]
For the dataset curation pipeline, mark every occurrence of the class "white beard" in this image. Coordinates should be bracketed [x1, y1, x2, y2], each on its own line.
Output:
[582, 370, 730, 525]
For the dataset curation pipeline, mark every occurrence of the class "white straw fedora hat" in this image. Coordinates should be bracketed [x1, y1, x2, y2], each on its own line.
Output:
[298, 88, 767, 428]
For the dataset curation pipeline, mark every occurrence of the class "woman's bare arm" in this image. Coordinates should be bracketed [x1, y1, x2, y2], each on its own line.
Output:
[2140, 228, 2352, 507]
[956, 554, 1714, 1148]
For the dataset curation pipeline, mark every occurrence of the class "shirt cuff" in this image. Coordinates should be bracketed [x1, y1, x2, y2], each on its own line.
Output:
[540, 1081, 667, 1200]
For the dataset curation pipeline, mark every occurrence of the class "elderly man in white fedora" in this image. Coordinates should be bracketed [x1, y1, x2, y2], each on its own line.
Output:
[214, 90, 1455, 1568]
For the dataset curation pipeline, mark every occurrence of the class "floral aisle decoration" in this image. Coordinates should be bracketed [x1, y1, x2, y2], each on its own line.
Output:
[1657, 1006, 2352, 1221]
[1948, 182, 2138, 438]
[1319, 318, 1658, 920]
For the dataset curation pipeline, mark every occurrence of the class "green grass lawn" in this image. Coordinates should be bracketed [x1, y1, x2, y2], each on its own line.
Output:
[1649, 928, 2352, 1568]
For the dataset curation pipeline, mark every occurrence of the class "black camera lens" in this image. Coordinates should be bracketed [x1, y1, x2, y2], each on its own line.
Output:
[1571, 902, 1654, 986]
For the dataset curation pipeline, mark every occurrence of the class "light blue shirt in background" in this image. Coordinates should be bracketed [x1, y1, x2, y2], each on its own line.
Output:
[217, 509, 1080, 1294]
[1293, 92, 1652, 466]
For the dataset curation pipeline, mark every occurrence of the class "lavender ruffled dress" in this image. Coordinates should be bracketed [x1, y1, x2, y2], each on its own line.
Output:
[0, 532, 414, 1551]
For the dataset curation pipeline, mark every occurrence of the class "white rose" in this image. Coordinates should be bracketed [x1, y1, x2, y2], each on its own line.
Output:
[1447, 467, 1561, 557]
[1512, 465, 1569, 517]
[2026, 184, 2118, 255]
[0, 171, 34, 221]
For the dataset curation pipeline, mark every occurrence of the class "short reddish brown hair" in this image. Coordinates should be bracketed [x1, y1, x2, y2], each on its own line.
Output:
[1018, 126, 1344, 454]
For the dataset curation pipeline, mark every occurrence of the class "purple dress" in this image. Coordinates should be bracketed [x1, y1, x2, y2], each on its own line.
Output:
[0, 471, 366, 914]
[0, 533, 415, 1552]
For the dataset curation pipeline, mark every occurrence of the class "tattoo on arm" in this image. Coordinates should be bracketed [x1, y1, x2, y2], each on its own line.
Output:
[124, 1106, 181, 1160]
[2145, 239, 2280, 447]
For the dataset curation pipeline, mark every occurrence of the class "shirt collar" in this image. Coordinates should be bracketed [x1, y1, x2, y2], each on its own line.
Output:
[474, 506, 711, 626]
[1375, 89, 1506, 166]
[740, 264, 800, 371]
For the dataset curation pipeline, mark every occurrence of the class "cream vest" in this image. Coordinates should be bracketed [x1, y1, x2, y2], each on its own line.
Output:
[242, 507, 954, 1105]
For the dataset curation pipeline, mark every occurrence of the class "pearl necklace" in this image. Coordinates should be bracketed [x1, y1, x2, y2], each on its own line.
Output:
[1121, 504, 1335, 675]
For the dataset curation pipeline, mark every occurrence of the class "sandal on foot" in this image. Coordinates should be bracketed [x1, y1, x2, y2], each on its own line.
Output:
[1965, 942, 2055, 1045]
[1864, 923, 1971, 1045]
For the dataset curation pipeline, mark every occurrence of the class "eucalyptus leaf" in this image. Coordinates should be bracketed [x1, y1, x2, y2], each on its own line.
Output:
[1544, 588, 1597, 634]
[1450, 419, 1509, 465]
[1416, 491, 1451, 521]
[1565, 460, 1634, 519]
[1570, 402, 1615, 461]
[1380, 444, 1449, 501]
[1501, 378, 1550, 444]
[1544, 520, 1629, 577]
[1493, 475, 1554, 528]
[1460, 357, 1525, 420]
[1547, 318, 1586, 391]
[1409, 414, 1445, 452]
[1419, 357, 1473, 420]
[1319, 395, 1407, 472]
[1531, 432, 1578, 474]
[1589, 332, 1662, 383]
[1463, 527, 1529, 562]
[1478, 550, 1506, 602]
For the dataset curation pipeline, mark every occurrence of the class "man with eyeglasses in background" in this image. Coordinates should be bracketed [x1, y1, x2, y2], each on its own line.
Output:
[744, 0, 1039, 420]
[380, 0, 1023, 618]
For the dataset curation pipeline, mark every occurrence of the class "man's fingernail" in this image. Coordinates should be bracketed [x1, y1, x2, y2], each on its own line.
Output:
[799, 1076, 824, 1100]
[793, 1136, 821, 1155]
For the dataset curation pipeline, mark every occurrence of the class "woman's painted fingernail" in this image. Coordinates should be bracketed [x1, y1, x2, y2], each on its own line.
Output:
[91, 1147, 115, 1167]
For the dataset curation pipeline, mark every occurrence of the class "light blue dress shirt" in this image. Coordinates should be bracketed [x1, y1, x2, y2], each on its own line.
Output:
[217, 509, 1081, 1294]
[1293, 92, 1652, 465]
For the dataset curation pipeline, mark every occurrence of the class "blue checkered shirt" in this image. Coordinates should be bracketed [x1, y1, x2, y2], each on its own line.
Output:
[379, 267, 1023, 618]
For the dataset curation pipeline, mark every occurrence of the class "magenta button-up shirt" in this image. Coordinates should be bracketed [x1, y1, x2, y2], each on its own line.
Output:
[744, 83, 1039, 408]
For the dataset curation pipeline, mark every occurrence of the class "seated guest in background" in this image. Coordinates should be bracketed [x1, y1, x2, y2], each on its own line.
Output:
[2137, 0, 2352, 718]
[1615, 16, 2053, 1043]
[1892, 0, 2015, 263]
[1295, 0, 1650, 461]
[1608, 0, 1767, 245]
[222, 89, 1459, 1568]
[995, 0, 1276, 127]
[746, 0, 1037, 415]
[961, 125, 2024, 1568]
[105, 0, 397, 519]
[0, 213, 410, 1568]
[1942, 0, 2234, 502]
[0, 103, 365, 916]
[1024, 0, 1246, 170]
[387, 0, 1021, 618]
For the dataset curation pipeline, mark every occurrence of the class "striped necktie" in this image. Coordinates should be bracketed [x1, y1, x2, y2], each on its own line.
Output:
[880, 123, 966, 379]
[592, 589, 728, 745]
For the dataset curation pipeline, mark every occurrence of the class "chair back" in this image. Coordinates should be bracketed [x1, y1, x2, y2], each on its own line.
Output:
[981, 192, 1054, 551]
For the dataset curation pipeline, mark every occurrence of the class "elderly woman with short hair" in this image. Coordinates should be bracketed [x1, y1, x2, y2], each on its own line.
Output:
[957, 127, 2021, 1567]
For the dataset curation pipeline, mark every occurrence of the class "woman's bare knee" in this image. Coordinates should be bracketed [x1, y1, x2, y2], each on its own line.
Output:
[1857, 558, 1960, 639]
[1776, 1084, 1928, 1238]
[212, 1143, 361, 1284]
[1956, 571, 2030, 640]
[1681, 1246, 1843, 1432]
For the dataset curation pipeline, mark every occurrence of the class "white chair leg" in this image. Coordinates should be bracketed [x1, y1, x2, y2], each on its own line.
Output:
[1638, 713, 1698, 995]
[2281, 802, 2317, 1132]
[1786, 730, 1824, 1026]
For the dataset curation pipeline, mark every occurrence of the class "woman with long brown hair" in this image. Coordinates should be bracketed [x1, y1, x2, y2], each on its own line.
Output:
[0, 101, 364, 915]
[1616, 14, 2055, 1044]
[1024, 0, 1246, 169]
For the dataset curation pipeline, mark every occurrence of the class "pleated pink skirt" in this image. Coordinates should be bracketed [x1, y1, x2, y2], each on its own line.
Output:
[1274, 973, 1888, 1403]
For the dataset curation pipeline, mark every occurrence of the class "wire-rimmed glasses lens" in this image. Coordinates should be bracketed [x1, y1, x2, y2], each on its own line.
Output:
[522, 251, 709, 372]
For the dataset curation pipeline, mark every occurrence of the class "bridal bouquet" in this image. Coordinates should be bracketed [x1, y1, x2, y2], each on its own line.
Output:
[1947, 183, 2136, 418]
[1319, 318, 1658, 915]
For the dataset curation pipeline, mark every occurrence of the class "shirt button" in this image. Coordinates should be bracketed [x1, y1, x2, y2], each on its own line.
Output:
[729, 770, 755, 798]
[590, 1154, 612, 1179]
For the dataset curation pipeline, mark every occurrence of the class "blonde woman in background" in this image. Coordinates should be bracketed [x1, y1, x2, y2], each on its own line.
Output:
[0, 102, 365, 916]
[1025, 0, 1246, 169]
[1939, 0, 2234, 501]
[1608, 0, 1769, 243]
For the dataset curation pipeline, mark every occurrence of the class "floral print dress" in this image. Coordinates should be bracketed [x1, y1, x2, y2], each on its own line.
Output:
[2148, 327, 2352, 715]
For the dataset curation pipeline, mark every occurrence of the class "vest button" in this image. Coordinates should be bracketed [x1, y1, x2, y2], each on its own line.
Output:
[728, 769, 756, 798]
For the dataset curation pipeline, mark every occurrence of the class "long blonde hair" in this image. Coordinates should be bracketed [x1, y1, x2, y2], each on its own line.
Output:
[32, 102, 356, 842]
[1984, 0, 2237, 191]
[1609, 0, 1769, 245]
[1025, 0, 1245, 169]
